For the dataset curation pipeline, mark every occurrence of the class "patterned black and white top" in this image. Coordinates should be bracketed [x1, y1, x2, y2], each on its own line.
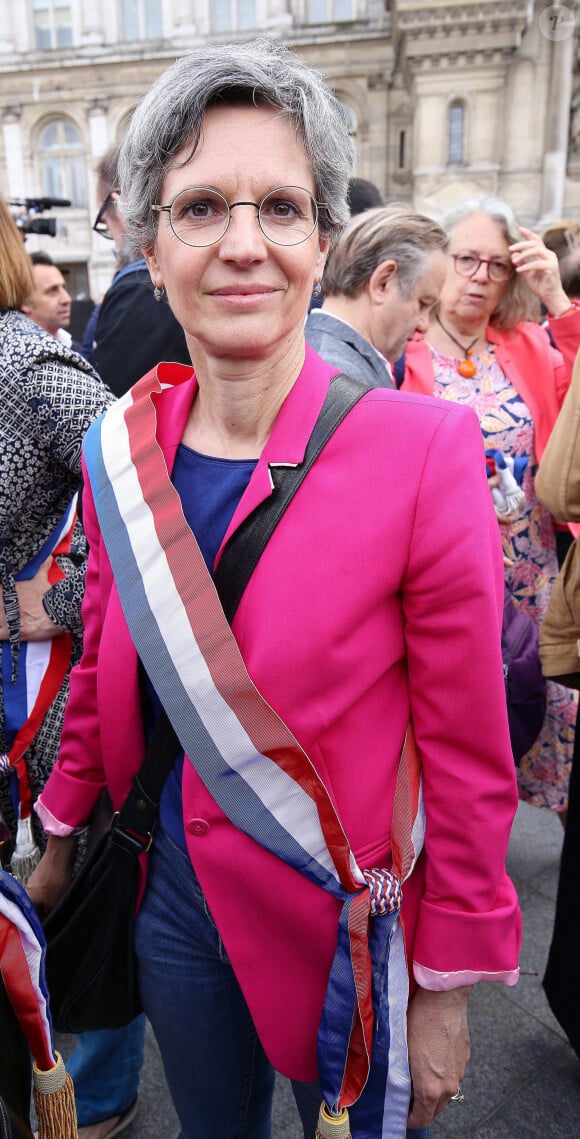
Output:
[0, 309, 114, 635]
[0, 309, 114, 830]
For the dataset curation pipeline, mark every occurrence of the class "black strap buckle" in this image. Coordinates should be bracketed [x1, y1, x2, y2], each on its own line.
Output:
[109, 812, 154, 855]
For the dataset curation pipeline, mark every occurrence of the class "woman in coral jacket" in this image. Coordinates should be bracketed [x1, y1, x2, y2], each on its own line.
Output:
[401, 199, 580, 823]
[28, 43, 521, 1139]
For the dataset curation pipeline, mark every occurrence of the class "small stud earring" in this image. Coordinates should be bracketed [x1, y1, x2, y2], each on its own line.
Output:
[153, 284, 166, 302]
[312, 281, 322, 297]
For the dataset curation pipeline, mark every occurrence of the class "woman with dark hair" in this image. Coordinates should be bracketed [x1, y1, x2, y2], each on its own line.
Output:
[402, 198, 580, 822]
[29, 42, 520, 1139]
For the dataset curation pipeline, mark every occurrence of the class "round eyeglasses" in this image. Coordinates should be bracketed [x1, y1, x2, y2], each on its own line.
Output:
[92, 190, 119, 240]
[451, 253, 513, 283]
[151, 185, 321, 248]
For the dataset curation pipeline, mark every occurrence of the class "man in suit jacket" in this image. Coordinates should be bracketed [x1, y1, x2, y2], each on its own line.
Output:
[87, 146, 191, 396]
[306, 206, 448, 387]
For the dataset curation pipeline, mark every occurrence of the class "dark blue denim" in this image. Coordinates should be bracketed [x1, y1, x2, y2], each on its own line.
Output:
[135, 828, 429, 1139]
[66, 1018, 145, 1125]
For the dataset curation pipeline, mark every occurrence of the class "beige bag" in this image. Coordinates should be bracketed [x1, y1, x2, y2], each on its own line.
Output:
[536, 349, 580, 521]
[536, 348, 580, 685]
[538, 538, 580, 688]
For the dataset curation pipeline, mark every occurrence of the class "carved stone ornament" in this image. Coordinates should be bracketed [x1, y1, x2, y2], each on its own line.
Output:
[87, 98, 110, 116]
[2, 105, 22, 123]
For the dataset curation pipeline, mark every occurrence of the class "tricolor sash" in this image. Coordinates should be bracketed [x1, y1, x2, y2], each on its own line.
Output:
[1, 500, 76, 873]
[83, 367, 425, 1137]
[0, 867, 55, 1073]
[0, 868, 77, 1138]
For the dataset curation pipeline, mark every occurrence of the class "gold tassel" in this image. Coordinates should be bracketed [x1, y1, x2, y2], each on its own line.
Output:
[10, 815, 41, 885]
[33, 1051, 78, 1139]
[315, 1102, 351, 1139]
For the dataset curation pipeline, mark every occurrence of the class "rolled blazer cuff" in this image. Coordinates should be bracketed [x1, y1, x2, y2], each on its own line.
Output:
[35, 796, 87, 837]
[413, 962, 520, 990]
[36, 765, 106, 833]
[412, 884, 522, 983]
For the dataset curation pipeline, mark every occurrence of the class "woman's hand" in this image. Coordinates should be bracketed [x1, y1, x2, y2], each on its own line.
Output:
[487, 471, 521, 528]
[26, 834, 77, 917]
[406, 985, 472, 1129]
[494, 505, 521, 526]
[0, 558, 63, 642]
[509, 227, 572, 317]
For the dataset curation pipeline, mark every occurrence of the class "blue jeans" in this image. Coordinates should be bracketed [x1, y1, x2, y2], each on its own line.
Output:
[135, 828, 428, 1139]
[65, 1018, 145, 1125]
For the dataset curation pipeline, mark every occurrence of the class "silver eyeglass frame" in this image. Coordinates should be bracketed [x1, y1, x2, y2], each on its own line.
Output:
[151, 185, 323, 248]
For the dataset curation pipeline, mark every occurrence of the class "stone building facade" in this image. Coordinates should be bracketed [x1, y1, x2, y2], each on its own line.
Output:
[0, 0, 578, 300]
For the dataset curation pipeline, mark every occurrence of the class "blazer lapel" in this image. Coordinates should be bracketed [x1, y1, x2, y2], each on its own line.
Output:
[215, 347, 338, 561]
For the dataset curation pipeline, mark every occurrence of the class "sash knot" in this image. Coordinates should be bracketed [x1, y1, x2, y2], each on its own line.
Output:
[362, 867, 402, 916]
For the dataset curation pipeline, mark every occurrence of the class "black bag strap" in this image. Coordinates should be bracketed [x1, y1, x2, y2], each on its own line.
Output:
[214, 372, 368, 623]
[116, 372, 368, 848]
[115, 706, 182, 850]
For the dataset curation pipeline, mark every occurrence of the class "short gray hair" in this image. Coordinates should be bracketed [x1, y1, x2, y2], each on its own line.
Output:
[443, 196, 541, 328]
[118, 38, 355, 256]
[322, 204, 448, 298]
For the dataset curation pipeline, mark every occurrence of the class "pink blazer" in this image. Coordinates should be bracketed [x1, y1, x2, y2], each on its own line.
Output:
[39, 347, 521, 1080]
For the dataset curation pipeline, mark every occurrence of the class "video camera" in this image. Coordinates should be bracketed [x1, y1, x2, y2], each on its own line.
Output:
[8, 196, 71, 238]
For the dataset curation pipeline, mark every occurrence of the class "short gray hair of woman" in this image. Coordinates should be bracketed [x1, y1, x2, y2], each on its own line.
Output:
[322, 205, 448, 299]
[118, 38, 355, 257]
[442, 197, 541, 329]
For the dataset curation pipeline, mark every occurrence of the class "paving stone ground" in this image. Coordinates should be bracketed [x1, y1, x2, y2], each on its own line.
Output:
[54, 801, 580, 1138]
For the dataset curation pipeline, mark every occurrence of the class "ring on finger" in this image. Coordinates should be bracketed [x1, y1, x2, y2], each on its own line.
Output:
[450, 1085, 465, 1103]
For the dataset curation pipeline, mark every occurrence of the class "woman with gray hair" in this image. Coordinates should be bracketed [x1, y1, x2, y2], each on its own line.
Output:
[306, 205, 448, 386]
[30, 43, 520, 1139]
[402, 197, 580, 821]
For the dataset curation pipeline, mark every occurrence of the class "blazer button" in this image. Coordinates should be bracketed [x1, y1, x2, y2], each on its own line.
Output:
[186, 818, 209, 837]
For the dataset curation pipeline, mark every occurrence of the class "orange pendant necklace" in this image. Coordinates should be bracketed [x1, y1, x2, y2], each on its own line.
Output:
[436, 316, 480, 377]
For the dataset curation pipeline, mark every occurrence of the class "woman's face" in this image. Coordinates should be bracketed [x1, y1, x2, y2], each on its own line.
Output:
[439, 211, 512, 326]
[144, 104, 329, 366]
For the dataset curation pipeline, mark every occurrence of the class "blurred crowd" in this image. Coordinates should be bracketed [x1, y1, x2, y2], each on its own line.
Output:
[1, 37, 580, 1139]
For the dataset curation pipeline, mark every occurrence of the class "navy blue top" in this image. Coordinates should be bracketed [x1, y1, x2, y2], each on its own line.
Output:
[149, 443, 256, 849]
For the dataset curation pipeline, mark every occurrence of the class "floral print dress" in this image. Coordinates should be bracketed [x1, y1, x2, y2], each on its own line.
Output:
[431, 343, 576, 813]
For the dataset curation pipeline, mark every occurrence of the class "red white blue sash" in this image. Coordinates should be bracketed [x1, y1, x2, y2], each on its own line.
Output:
[1, 500, 76, 841]
[83, 366, 425, 1137]
[0, 866, 56, 1072]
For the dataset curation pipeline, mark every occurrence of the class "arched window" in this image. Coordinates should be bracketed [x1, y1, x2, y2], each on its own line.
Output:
[39, 119, 86, 207]
[119, 0, 162, 40]
[447, 101, 465, 165]
[32, 0, 73, 49]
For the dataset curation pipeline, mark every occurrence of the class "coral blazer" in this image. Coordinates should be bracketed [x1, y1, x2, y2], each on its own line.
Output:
[401, 313, 580, 463]
[39, 347, 521, 1081]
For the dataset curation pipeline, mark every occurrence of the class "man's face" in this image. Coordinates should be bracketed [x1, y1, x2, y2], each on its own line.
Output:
[368, 248, 447, 362]
[22, 264, 72, 337]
